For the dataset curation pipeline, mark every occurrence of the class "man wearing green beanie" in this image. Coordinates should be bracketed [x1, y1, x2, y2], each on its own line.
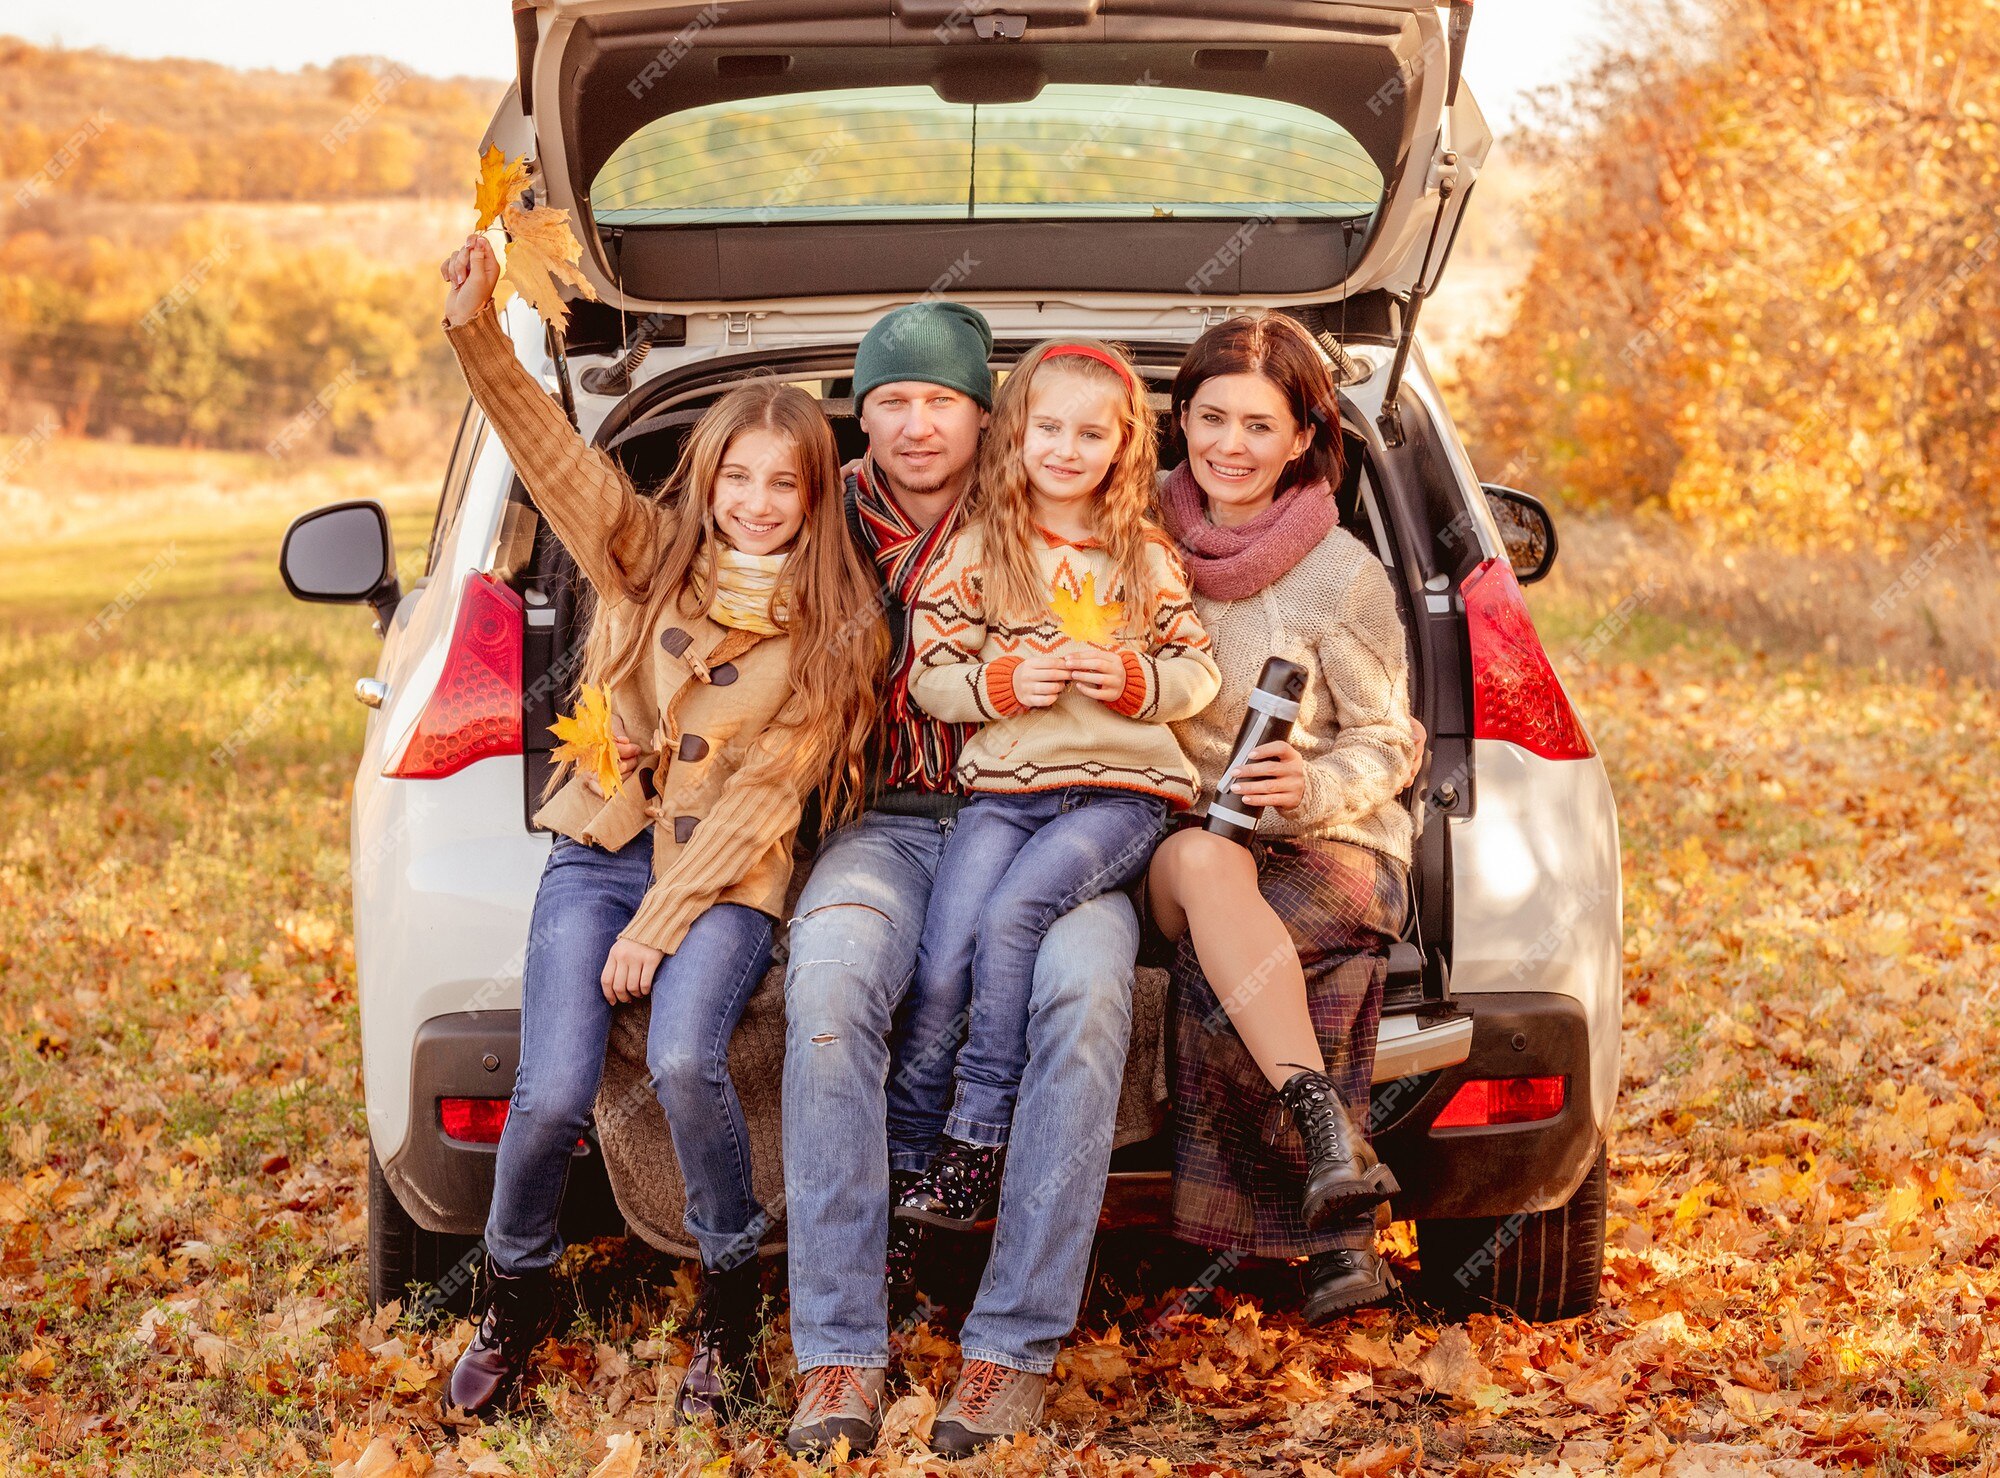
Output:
[851, 298, 996, 420]
[780, 299, 1142, 1460]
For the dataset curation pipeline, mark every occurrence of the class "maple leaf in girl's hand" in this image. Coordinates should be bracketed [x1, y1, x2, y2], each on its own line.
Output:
[1051, 570, 1126, 645]
[468, 146, 600, 330]
[550, 684, 622, 797]
[473, 144, 529, 231]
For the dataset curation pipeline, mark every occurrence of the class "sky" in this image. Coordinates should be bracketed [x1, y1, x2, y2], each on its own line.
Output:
[6, 0, 1607, 134]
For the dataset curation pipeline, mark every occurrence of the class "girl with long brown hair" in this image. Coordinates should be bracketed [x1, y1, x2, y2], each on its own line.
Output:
[891, 339, 1220, 1228]
[434, 234, 884, 1422]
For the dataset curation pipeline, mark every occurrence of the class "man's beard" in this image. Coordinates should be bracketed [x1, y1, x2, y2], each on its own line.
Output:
[882, 452, 963, 499]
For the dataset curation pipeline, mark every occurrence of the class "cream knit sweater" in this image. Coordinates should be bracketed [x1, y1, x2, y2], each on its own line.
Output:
[1171, 525, 1416, 864]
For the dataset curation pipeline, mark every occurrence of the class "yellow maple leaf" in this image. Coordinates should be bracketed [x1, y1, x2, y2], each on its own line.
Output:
[549, 683, 621, 797]
[1672, 1178, 1719, 1226]
[473, 144, 529, 232]
[1882, 1182, 1926, 1230]
[498, 196, 600, 333]
[1050, 569, 1125, 645]
[468, 146, 600, 330]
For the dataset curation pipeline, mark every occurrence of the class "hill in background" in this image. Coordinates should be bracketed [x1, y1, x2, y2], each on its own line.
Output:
[0, 35, 503, 204]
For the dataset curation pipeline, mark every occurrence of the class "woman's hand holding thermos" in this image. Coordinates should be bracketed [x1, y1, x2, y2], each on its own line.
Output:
[1206, 657, 1310, 843]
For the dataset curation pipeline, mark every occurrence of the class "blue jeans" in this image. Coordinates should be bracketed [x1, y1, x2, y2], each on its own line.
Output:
[922, 789, 1165, 1146]
[486, 832, 775, 1273]
[782, 809, 1139, 1376]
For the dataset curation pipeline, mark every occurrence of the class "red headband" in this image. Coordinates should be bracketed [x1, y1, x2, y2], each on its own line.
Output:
[1040, 343, 1136, 387]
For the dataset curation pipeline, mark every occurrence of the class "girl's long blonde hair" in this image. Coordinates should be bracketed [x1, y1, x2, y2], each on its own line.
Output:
[555, 379, 886, 826]
[973, 339, 1163, 638]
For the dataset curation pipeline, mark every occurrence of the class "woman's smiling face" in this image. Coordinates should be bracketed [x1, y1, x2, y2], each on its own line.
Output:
[1180, 372, 1313, 527]
[710, 427, 806, 555]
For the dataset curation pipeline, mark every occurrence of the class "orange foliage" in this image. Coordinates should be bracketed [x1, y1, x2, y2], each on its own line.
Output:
[1459, 0, 2000, 551]
[0, 37, 498, 202]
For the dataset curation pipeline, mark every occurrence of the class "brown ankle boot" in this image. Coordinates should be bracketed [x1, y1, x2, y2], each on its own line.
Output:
[672, 1258, 762, 1423]
[445, 1260, 556, 1417]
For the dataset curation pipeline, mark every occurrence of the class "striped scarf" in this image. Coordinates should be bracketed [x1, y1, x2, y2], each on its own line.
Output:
[850, 460, 973, 792]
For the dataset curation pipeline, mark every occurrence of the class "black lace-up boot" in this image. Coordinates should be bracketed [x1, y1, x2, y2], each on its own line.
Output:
[446, 1260, 557, 1417]
[673, 1257, 763, 1422]
[1277, 1068, 1399, 1226]
[1302, 1247, 1400, 1323]
[892, 1137, 1006, 1231]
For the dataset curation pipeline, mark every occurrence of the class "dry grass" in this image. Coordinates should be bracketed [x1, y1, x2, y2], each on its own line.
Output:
[1533, 512, 2000, 688]
[1, 439, 1995, 1476]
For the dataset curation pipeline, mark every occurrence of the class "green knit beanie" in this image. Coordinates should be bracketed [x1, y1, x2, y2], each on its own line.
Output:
[852, 300, 995, 411]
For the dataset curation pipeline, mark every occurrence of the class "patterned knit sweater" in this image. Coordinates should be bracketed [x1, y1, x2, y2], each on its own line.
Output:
[1172, 525, 1417, 863]
[910, 526, 1221, 806]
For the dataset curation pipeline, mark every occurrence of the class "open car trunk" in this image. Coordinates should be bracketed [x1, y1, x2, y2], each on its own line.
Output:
[501, 0, 1490, 315]
[485, 0, 1488, 1253]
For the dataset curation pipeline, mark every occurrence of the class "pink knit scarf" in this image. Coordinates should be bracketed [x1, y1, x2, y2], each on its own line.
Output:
[1158, 460, 1340, 600]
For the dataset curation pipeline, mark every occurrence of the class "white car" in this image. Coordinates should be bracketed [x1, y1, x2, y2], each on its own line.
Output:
[282, 0, 1620, 1325]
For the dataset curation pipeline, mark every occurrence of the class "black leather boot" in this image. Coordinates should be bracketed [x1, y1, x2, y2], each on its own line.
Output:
[446, 1260, 557, 1417]
[1277, 1069, 1399, 1226]
[893, 1137, 1005, 1231]
[1301, 1248, 1400, 1323]
[673, 1256, 763, 1422]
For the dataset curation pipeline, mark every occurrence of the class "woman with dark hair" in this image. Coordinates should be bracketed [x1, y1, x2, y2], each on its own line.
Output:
[1148, 313, 1420, 1322]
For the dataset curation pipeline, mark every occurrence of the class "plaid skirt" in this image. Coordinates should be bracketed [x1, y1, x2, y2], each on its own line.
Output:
[1168, 834, 1409, 1259]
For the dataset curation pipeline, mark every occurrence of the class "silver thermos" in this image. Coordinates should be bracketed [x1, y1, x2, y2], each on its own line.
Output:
[1205, 657, 1308, 845]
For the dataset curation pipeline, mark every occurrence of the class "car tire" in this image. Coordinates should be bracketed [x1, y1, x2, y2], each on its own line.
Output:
[368, 1145, 482, 1318]
[1413, 1141, 1607, 1322]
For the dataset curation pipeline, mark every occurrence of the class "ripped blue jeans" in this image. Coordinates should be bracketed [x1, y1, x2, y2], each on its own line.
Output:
[781, 810, 1139, 1376]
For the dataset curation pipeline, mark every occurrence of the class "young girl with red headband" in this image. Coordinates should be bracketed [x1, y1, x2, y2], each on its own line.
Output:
[897, 339, 1221, 1228]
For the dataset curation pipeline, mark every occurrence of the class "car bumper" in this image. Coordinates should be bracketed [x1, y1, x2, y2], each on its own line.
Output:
[393, 995, 1600, 1239]
[1371, 991, 1601, 1220]
[381, 1010, 620, 1239]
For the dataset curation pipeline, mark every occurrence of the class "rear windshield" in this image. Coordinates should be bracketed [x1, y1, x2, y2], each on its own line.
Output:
[590, 84, 1384, 228]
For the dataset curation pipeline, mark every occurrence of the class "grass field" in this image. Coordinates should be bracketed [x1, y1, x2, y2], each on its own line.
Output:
[1, 437, 1995, 1476]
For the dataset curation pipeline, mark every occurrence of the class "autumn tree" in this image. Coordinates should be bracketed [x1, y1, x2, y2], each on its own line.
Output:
[1459, 0, 2000, 551]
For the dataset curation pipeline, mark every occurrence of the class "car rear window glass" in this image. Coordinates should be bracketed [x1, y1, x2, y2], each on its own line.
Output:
[590, 85, 1384, 227]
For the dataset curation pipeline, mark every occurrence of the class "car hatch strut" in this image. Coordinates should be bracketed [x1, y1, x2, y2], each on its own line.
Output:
[1379, 0, 1478, 448]
[1377, 152, 1468, 450]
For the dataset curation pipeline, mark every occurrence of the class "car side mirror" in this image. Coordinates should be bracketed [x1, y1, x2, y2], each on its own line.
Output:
[280, 499, 401, 632]
[1481, 485, 1558, 585]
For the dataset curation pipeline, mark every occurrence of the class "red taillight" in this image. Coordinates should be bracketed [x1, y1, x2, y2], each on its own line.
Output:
[1461, 557, 1595, 760]
[439, 1097, 584, 1150]
[440, 1097, 510, 1143]
[1432, 1075, 1567, 1129]
[386, 572, 523, 779]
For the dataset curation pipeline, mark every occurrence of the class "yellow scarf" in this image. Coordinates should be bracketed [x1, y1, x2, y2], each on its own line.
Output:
[707, 546, 790, 636]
